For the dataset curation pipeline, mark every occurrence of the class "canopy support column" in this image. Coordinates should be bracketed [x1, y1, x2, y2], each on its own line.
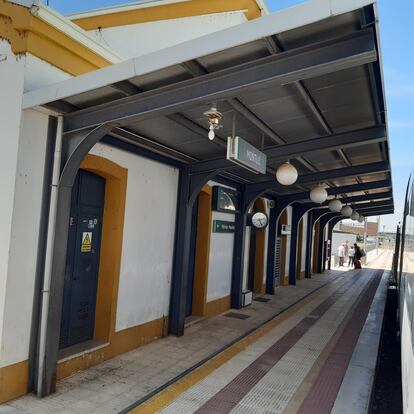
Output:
[39, 123, 115, 397]
[265, 199, 293, 293]
[169, 169, 219, 335]
[327, 217, 342, 270]
[316, 213, 338, 273]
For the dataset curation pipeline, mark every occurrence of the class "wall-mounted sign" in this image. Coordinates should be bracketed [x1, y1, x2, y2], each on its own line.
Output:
[227, 136, 267, 174]
[81, 232, 92, 252]
[213, 220, 235, 233]
[281, 224, 291, 235]
[212, 186, 240, 213]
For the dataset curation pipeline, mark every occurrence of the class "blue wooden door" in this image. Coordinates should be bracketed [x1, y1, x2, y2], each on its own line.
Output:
[59, 170, 105, 349]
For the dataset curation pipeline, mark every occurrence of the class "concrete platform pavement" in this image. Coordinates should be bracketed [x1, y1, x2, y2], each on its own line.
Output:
[0, 250, 390, 414]
[132, 250, 391, 414]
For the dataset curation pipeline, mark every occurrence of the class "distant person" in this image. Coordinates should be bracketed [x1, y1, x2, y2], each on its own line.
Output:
[338, 244, 345, 266]
[348, 245, 355, 267]
[354, 243, 362, 269]
[344, 241, 349, 264]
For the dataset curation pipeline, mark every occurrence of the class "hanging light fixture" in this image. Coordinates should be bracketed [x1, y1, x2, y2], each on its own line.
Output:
[341, 205, 353, 217]
[351, 211, 360, 221]
[328, 197, 343, 213]
[276, 161, 298, 186]
[310, 184, 328, 204]
[203, 104, 223, 141]
[358, 215, 365, 223]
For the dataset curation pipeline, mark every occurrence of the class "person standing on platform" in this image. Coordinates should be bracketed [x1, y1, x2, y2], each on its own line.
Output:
[348, 245, 355, 267]
[353, 243, 363, 269]
[344, 240, 349, 265]
[338, 243, 345, 266]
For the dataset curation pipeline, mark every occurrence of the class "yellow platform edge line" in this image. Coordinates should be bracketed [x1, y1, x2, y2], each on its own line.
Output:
[130, 279, 336, 414]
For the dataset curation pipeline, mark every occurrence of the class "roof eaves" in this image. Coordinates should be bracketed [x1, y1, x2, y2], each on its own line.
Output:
[67, 0, 186, 20]
[22, 0, 377, 110]
[31, 2, 122, 64]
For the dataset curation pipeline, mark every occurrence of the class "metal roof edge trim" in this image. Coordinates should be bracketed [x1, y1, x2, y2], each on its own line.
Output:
[67, 0, 268, 20]
[67, 0, 189, 20]
[32, 3, 123, 64]
[22, 0, 376, 110]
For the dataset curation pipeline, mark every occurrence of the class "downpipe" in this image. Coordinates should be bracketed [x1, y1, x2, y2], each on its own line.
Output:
[36, 116, 63, 397]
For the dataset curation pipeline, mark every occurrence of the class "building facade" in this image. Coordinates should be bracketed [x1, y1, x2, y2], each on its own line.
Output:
[0, 0, 393, 404]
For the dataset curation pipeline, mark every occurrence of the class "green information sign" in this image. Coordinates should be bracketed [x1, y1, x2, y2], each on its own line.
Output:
[227, 136, 267, 174]
[213, 220, 235, 233]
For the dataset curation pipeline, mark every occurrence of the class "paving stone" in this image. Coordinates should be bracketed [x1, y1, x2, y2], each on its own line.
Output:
[0, 269, 354, 414]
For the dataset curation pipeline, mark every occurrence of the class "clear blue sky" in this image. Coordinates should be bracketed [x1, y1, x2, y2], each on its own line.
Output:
[51, 0, 413, 232]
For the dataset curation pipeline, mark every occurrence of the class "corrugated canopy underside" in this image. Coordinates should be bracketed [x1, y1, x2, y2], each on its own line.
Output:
[35, 1, 393, 210]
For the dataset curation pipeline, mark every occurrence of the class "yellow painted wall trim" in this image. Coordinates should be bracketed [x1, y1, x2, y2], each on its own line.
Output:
[55, 154, 167, 381]
[205, 295, 231, 318]
[253, 198, 266, 294]
[312, 220, 320, 274]
[296, 219, 303, 280]
[0, 0, 111, 75]
[0, 360, 28, 404]
[72, 0, 262, 30]
[192, 185, 212, 316]
[57, 316, 167, 380]
[279, 209, 288, 286]
[80, 154, 127, 342]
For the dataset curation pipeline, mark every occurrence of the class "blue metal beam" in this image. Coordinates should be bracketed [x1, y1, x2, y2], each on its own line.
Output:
[63, 30, 377, 134]
[247, 161, 390, 194]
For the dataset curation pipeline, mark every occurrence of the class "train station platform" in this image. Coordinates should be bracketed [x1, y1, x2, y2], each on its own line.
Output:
[0, 251, 391, 414]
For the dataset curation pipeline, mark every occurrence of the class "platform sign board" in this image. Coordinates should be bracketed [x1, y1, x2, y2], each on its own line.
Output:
[213, 220, 235, 233]
[227, 136, 267, 174]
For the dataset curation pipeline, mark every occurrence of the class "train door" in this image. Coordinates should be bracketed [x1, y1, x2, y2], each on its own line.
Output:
[59, 170, 105, 349]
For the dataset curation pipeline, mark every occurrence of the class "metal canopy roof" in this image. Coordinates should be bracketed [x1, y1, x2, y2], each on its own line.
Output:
[25, 0, 393, 212]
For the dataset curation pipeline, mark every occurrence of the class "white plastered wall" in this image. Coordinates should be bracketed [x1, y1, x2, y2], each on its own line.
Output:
[243, 226, 251, 290]
[262, 200, 270, 285]
[24, 54, 71, 92]
[88, 11, 247, 60]
[242, 199, 270, 291]
[207, 211, 235, 302]
[206, 181, 236, 302]
[89, 143, 179, 332]
[0, 109, 49, 367]
[0, 40, 26, 367]
[301, 212, 308, 272]
[284, 206, 292, 277]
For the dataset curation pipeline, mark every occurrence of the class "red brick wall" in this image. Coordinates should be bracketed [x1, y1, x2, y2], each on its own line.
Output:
[339, 222, 378, 237]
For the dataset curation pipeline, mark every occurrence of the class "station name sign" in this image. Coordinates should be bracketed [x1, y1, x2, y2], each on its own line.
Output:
[213, 220, 235, 233]
[227, 136, 267, 174]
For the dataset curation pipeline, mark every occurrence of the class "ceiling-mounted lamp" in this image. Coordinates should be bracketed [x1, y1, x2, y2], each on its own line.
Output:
[341, 205, 353, 217]
[276, 161, 298, 186]
[203, 104, 223, 141]
[351, 211, 360, 221]
[310, 184, 328, 204]
[328, 196, 343, 213]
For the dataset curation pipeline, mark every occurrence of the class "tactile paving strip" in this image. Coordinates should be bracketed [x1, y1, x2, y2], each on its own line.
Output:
[296, 270, 382, 414]
[192, 272, 366, 414]
[158, 271, 368, 414]
[229, 274, 371, 414]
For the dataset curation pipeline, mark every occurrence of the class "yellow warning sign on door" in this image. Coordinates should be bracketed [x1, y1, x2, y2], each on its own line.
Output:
[81, 232, 92, 252]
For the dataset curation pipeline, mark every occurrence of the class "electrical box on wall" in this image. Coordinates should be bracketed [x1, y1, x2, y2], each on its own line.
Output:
[242, 290, 252, 307]
[281, 224, 291, 235]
